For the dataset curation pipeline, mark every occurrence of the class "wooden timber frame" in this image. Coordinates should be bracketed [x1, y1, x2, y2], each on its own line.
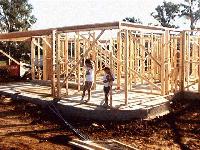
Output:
[0, 21, 200, 106]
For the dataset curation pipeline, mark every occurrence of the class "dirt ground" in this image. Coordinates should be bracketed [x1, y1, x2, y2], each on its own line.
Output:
[0, 92, 199, 150]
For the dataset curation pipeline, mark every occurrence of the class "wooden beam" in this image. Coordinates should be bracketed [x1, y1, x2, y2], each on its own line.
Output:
[61, 30, 105, 88]
[56, 34, 61, 98]
[92, 32, 97, 90]
[0, 49, 20, 65]
[64, 36, 69, 95]
[31, 38, 35, 80]
[160, 33, 165, 95]
[129, 68, 161, 90]
[76, 32, 81, 91]
[138, 43, 161, 66]
[45, 37, 52, 80]
[141, 33, 145, 84]
[180, 31, 186, 91]
[109, 51, 113, 107]
[51, 30, 56, 97]
[120, 21, 174, 31]
[0, 21, 119, 40]
[124, 30, 129, 105]
[0, 29, 52, 41]
[42, 36, 52, 48]
[165, 30, 170, 94]
[42, 37, 47, 80]
[37, 38, 41, 80]
[117, 31, 121, 90]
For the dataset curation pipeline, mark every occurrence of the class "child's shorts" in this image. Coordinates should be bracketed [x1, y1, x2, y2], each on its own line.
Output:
[84, 81, 93, 90]
[104, 86, 110, 95]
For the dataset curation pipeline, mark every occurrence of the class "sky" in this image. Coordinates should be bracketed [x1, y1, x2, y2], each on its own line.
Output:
[29, 0, 198, 30]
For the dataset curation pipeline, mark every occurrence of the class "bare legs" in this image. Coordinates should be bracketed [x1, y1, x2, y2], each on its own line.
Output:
[81, 81, 92, 102]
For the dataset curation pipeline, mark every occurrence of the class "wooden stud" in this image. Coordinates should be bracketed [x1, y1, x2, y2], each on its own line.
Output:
[56, 34, 61, 98]
[141, 33, 144, 84]
[165, 30, 170, 94]
[124, 30, 129, 105]
[0, 49, 20, 65]
[74, 35, 77, 83]
[109, 51, 113, 107]
[45, 36, 53, 80]
[93, 32, 97, 90]
[160, 32, 165, 95]
[186, 32, 190, 90]
[65, 35, 69, 95]
[37, 38, 41, 80]
[76, 32, 81, 91]
[51, 30, 56, 97]
[61, 30, 105, 88]
[42, 37, 47, 80]
[31, 38, 35, 80]
[180, 31, 186, 91]
[129, 31, 132, 91]
[82, 40, 86, 84]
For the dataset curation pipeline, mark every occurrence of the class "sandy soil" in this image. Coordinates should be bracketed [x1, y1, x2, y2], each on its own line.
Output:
[0, 93, 199, 150]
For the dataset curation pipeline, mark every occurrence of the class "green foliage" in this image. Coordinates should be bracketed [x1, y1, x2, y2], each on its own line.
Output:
[151, 1, 180, 28]
[123, 17, 142, 24]
[180, 0, 200, 30]
[0, 0, 36, 61]
[0, 0, 36, 32]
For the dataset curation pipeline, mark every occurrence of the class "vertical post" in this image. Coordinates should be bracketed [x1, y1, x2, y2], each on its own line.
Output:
[76, 32, 81, 91]
[150, 33, 154, 93]
[56, 34, 61, 98]
[46, 37, 52, 80]
[38, 38, 41, 80]
[134, 34, 138, 84]
[186, 32, 189, 90]
[51, 30, 56, 97]
[65, 35, 69, 95]
[43, 37, 47, 80]
[160, 32, 165, 95]
[100, 47, 102, 69]
[93, 32, 97, 90]
[74, 35, 77, 83]
[109, 51, 113, 107]
[82, 40, 86, 84]
[165, 30, 170, 94]
[180, 31, 186, 91]
[141, 33, 145, 84]
[174, 36, 178, 91]
[132, 33, 136, 84]
[31, 38, 35, 80]
[129, 32, 133, 91]
[192, 37, 197, 78]
[124, 30, 129, 105]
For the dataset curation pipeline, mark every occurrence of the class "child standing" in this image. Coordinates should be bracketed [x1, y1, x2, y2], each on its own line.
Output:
[81, 59, 94, 103]
[102, 67, 115, 107]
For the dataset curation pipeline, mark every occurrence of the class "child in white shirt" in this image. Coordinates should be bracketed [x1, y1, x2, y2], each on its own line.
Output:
[81, 59, 94, 102]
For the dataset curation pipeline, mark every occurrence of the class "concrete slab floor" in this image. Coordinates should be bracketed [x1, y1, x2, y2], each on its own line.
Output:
[0, 81, 171, 121]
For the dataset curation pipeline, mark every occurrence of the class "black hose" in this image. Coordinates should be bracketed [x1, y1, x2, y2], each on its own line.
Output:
[47, 101, 90, 141]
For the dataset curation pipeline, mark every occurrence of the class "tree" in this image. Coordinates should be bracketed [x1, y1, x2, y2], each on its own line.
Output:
[123, 17, 142, 24]
[0, 0, 36, 32]
[151, 1, 180, 28]
[0, 0, 36, 61]
[180, 0, 200, 30]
